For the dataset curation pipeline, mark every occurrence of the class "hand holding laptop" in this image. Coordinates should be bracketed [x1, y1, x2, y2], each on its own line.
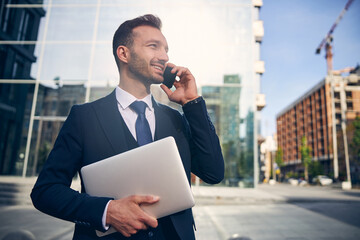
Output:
[81, 137, 195, 237]
[106, 195, 159, 237]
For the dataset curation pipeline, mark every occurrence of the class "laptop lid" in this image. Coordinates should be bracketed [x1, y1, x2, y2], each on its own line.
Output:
[80, 136, 195, 237]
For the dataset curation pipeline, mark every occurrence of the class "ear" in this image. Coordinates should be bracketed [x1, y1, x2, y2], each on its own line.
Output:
[116, 45, 130, 64]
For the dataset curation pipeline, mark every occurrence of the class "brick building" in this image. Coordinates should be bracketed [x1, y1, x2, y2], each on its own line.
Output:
[276, 66, 360, 179]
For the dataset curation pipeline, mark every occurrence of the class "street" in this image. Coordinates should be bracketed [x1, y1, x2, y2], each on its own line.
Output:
[193, 184, 360, 240]
[194, 201, 360, 240]
[0, 183, 359, 240]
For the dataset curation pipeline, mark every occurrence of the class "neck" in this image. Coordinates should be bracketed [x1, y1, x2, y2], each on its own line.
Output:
[118, 72, 151, 99]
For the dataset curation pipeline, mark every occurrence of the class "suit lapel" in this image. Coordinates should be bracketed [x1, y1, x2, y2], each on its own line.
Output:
[152, 97, 179, 141]
[92, 90, 130, 155]
[93, 93, 179, 155]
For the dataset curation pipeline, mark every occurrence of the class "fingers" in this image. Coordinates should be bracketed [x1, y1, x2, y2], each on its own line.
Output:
[166, 62, 176, 69]
[162, 63, 198, 105]
[166, 62, 193, 80]
[160, 84, 173, 97]
[175, 67, 191, 78]
[118, 217, 150, 237]
[131, 195, 159, 228]
[140, 213, 158, 229]
[125, 221, 148, 236]
[106, 195, 159, 237]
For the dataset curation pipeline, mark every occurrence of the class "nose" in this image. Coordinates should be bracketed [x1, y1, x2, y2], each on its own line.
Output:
[158, 48, 169, 63]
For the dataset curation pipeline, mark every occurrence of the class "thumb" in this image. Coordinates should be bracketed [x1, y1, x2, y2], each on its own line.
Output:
[160, 84, 173, 97]
[133, 195, 160, 205]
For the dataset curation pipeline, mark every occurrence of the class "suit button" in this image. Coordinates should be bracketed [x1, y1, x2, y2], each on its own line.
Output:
[148, 231, 154, 237]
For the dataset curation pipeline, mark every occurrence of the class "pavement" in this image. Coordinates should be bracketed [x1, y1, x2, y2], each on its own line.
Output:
[193, 184, 360, 240]
[0, 177, 360, 239]
[193, 183, 360, 205]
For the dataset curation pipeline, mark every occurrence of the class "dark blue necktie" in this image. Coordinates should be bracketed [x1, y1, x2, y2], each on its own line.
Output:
[130, 101, 153, 146]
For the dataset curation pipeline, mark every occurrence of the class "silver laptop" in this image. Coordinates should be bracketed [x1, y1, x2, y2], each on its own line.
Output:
[80, 136, 195, 237]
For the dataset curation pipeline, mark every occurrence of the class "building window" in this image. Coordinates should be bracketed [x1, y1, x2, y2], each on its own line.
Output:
[335, 102, 341, 109]
[0, 0, 17, 35]
[0, 46, 7, 77]
[17, 10, 34, 41]
[347, 102, 353, 110]
[335, 113, 341, 125]
[11, 60, 24, 79]
[346, 91, 352, 99]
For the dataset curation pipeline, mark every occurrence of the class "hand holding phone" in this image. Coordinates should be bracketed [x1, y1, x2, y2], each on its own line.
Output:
[160, 64, 199, 106]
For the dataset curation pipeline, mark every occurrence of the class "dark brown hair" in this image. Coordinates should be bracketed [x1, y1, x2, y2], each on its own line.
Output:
[112, 14, 162, 70]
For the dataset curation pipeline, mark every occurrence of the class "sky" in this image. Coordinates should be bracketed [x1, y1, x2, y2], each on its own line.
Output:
[259, 0, 360, 137]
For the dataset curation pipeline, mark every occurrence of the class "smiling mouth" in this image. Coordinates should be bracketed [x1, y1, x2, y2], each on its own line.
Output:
[152, 65, 165, 76]
[153, 65, 163, 71]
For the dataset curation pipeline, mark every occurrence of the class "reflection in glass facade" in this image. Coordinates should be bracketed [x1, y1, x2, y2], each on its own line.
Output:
[0, 0, 264, 187]
[202, 75, 255, 187]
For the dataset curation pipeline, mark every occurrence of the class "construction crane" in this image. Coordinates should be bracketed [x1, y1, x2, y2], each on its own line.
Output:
[315, 0, 355, 74]
[315, 0, 355, 189]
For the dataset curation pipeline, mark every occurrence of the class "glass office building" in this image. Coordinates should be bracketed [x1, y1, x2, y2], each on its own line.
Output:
[0, 0, 264, 187]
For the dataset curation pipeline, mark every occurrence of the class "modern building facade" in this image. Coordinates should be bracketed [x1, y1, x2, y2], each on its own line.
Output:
[202, 75, 243, 185]
[202, 73, 265, 187]
[0, 0, 45, 175]
[1, 0, 265, 188]
[276, 67, 360, 181]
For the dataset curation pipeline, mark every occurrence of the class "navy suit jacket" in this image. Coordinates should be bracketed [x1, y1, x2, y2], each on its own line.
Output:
[31, 90, 224, 240]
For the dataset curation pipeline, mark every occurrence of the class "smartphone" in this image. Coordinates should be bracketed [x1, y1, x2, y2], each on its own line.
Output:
[163, 66, 177, 89]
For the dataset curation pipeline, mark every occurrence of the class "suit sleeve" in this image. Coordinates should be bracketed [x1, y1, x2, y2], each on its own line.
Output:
[182, 97, 224, 184]
[30, 105, 112, 231]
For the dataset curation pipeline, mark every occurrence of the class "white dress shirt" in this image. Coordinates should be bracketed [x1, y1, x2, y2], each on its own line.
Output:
[115, 86, 156, 141]
[102, 86, 156, 229]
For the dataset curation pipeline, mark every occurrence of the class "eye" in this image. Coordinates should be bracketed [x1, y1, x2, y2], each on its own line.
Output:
[148, 44, 157, 48]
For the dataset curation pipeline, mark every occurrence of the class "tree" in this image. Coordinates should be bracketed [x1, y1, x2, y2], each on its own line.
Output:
[275, 148, 284, 168]
[275, 148, 284, 181]
[308, 160, 323, 180]
[350, 116, 360, 162]
[300, 136, 312, 182]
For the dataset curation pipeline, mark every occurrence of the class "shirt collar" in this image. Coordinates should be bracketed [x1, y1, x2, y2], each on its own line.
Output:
[115, 86, 153, 111]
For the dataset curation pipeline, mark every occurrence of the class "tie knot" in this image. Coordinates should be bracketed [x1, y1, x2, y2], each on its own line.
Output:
[130, 101, 147, 115]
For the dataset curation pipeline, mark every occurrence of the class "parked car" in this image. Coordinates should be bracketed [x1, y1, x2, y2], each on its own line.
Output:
[288, 178, 299, 186]
[298, 179, 308, 186]
[312, 175, 333, 186]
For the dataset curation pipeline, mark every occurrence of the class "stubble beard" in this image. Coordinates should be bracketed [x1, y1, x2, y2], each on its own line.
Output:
[128, 51, 163, 86]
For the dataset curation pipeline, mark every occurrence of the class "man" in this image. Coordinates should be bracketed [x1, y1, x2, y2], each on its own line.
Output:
[31, 14, 224, 240]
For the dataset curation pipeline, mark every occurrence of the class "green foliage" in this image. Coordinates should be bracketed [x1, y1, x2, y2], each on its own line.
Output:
[308, 161, 323, 178]
[300, 136, 312, 181]
[350, 116, 360, 160]
[285, 171, 298, 179]
[275, 148, 284, 167]
[285, 171, 305, 179]
[300, 136, 312, 167]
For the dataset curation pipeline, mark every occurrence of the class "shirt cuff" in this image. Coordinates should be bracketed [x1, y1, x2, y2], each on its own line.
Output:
[102, 200, 112, 230]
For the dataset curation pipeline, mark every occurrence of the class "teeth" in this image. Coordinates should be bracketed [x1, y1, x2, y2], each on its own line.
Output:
[153, 66, 162, 71]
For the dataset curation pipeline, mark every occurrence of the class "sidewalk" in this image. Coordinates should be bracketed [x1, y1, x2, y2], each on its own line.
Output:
[0, 184, 284, 240]
[1, 176, 360, 206]
[192, 185, 286, 205]
[192, 183, 360, 205]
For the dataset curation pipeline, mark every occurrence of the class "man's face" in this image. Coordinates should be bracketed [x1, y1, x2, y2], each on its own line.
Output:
[127, 25, 169, 85]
